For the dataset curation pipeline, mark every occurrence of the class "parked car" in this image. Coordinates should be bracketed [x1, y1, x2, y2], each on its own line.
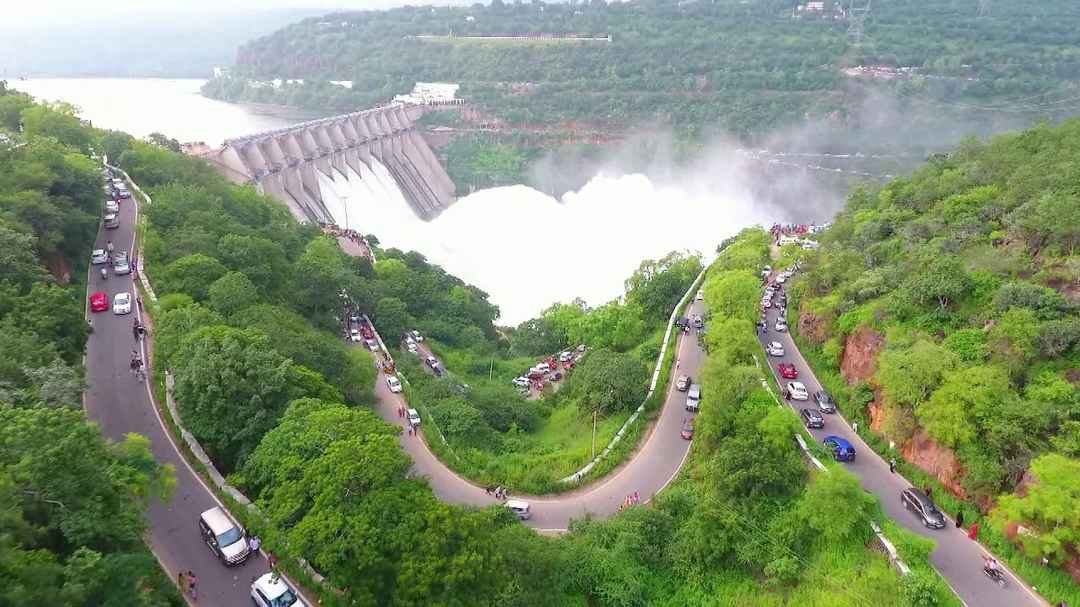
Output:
[680, 418, 694, 440]
[112, 292, 132, 315]
[512, 377, 530, 388]
[365, 338, 379, 351]
[410, 329, 424, 342]
[532, 362, 551, 374]
[685, 383, 701, 412]
[695, 289, 704, 301]
[766, 341, 785, 357]
[800, 408, 825, 429]
[350, 328, 362, 342]
[823, 436, 856, 462]
[426, 356, 440, 369]
[112, 254, 130, 274]
[901, 488, 946, 529]
[103, 213, 120, 229]
[692, 315, 704, 329]
[785, 381, 809, 400]
[813, 391, 837, 414]
[559, 351, 573, 363]
[675, 375, 690, 392]
[91, 249, 109, 265]
[761, 299, 773, 309]
[506, 499, 532, 520]
[89, 291, 109, 312]
[407, 408, 421, 426]
[104, 199, 119, 213]
[407, 343, 419, 354]
[117, 188, 131, 199]
[198, 506, 250, 566]
[774, 319, 788, 332]
[251, 572, 304, 607]
[778, 363, 799, 379]
[776, 274, 787, 284]
[386, 375, 403, 393]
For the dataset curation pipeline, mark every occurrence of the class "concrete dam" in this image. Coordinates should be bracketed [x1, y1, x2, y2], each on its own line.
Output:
[202, 104, 456, 222]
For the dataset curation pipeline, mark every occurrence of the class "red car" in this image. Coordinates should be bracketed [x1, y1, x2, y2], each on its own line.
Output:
[778, 363, 799, 379]
[89, 291, 109, 312]
[680, 418, 694, 441]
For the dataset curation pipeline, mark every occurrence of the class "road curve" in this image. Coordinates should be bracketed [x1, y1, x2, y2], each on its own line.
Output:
[84, 188, 272, 606]
[374, 300, 708, 531]
[759, 281, 1044, 607]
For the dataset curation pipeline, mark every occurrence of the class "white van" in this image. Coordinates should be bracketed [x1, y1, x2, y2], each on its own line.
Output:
[685, 384, 701, 412]
[506, 499, 531, 520]
[407, 408, 421, 426]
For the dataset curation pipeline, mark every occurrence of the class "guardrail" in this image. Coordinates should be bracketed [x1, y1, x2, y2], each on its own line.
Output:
[559, 266, 707, 484]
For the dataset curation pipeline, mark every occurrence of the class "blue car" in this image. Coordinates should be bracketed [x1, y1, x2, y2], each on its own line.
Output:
[823, 436, 856, 462]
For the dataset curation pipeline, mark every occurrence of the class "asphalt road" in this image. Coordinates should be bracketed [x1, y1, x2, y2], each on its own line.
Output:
[370, 299, 708, 531]
[758, 277, 1044, 607]
[84, 186, 272, 606]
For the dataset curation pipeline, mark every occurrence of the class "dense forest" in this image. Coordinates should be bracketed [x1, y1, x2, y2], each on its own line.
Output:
[788, 119, 1080, 602]
[0, 84, 179, 605]
[204, 0, 1080, 139]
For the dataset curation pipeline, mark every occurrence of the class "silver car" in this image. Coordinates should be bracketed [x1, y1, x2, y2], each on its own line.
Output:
[113, 257, 131, 275]
[766, 341, 785, 356]
[90, 249, 109, 265]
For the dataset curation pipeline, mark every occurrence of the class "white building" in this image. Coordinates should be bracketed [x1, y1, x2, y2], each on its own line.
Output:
[393, 82, 463, 105]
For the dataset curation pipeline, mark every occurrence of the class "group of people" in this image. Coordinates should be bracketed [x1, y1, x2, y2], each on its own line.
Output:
[484, 485, 511, 500]
[129, 350, 145, 381]
[618, 492, 641, 510]
[177, 570, 198, 600]
[769, 222, 822, 242]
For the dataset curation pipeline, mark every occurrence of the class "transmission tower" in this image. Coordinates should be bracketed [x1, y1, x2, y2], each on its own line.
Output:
[847, 0, 872, 45]
[977, 0, 991, 17]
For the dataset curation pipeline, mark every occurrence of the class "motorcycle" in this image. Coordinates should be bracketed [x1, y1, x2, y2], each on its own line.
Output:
[100, 267, 108, 280]
[983, 565, 1008, 588]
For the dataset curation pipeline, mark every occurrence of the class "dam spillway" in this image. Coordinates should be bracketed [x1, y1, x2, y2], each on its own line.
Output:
[201, 104, 456, 223]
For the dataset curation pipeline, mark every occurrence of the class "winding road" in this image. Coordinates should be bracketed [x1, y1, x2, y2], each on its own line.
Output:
[371, 300, 707, 531]
[84, 185, 273, 605]
[759, 273, 1044, 607]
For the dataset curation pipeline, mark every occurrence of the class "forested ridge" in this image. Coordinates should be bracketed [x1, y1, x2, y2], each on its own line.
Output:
[790, 119, 1080, 602]
[204, 0, 1080, 138]
[0, 83, 180, 605]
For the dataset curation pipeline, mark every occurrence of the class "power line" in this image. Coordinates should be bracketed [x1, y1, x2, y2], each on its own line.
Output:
[847, 0, 873, 45]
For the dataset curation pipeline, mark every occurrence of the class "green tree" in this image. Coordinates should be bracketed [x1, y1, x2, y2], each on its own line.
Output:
[374, 297, 413, 344]
[160, 253, 227, 301]
[796, 468, 875, 543]
[624, 251, 702, 322]
[208, 271, 259, 317]
[510, 317, 567, 357]
[917, 365, 1012, 449]
[568, 348, 648, 416]
[992, 454, 1080, 565]
[704, 270, 761, 323]
[20, 102, 93, 152]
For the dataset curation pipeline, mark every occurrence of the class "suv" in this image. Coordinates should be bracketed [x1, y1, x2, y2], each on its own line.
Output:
[813, 390, 837, 414]
[766, 341, 785, 357]
[198, 506, 250, 566]
[901, 488, 946, 529]
[251, 573, 304, 607]
[675, 375, 690, 392]
[823, 436, 856, 462]
[685, 383, 701, 412]
[800, 408, 824, 429]
[785, 381, 809, 401]
[103, 213, 120, 229]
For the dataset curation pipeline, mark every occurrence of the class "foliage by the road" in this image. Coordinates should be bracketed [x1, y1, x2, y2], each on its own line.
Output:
[790, 118, 1080, 602]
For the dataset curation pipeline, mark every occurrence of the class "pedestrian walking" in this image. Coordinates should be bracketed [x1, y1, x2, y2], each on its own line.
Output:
[968, 522, 979, 541]
[177, 571, 188, 594]
[924, 485, 933, 499]
[633, 491, 640, 504]
[852, 421, 858, 435]
[889, 458, 896, 473]
[268, 552, 278, 571]
[675, 359, 680, 369]
[955, 510, 964, 529]
[248, 535, 261, 554]
[186, 571, 198, 600]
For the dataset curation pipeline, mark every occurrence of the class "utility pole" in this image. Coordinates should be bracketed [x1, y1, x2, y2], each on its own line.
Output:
[847, 0, 872, 45]
[592, 409, 598, 460]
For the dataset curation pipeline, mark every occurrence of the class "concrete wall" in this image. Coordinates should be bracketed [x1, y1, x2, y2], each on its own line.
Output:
[202, 104, 456, 224]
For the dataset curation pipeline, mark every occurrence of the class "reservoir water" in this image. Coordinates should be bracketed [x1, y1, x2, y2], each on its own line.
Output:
[13, 78, 773, 324]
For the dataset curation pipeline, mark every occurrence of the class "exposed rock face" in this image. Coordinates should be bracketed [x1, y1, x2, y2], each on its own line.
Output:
[839, 326, 885, 384]
[902, 429, 968, 500]
[867, 392, 886, 433]
[797, 309, 830, 345]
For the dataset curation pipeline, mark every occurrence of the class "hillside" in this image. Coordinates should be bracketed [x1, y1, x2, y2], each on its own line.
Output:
[204, 0, 1080, 139]
[790, 118, 1080, 591]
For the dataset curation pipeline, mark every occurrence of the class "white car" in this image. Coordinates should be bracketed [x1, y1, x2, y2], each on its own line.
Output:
[112, 257, 131, 275]
[695, 290, 704, 301]
[410, 330, 424, 342]
[512, 377, 531, 388]
[407, 343, 419, 354]
[558, 351, 573, 363]
[349, 329, 362, 342]
[386, 375, 403, 393]
[104, 200, 119, 213]
[761, 299, 772, 309]
[112, 292, 132, 315]
[774, 319, 788, 332]
[532, 362, 550, 375]
[91, 249, 109, 265]
[766, 341, 785, 357]
[786, 381, 809, 401]
[407, 408, 421, 426]
[365, 339, 379, 352]
[251, 573, 304, 607]
[776, 274, 787, 284]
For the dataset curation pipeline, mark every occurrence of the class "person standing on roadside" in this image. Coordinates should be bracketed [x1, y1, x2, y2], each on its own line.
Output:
[889, 458, 897, 473]
[248, 534, 261, 555]
[186, 571, 198, 600]
[955, 510, 964, 528]
[177, 571, 188, 595]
